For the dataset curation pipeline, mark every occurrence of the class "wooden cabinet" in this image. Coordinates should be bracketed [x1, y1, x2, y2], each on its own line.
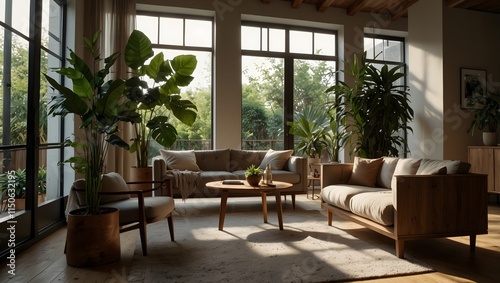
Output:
[468, 146, 500, 194]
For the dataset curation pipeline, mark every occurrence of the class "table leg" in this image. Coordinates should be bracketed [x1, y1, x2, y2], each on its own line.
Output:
[219, 190, 228, 230]
[261, 192, 268, 223]
[275, 191, 284, 230]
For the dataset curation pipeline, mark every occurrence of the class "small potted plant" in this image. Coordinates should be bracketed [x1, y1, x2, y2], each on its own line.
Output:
[244, 164, 262, 187]
[467, 90, 500, 146]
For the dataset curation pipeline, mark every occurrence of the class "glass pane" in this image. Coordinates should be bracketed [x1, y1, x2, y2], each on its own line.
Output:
[242, 26, 261, 50]
[42, 0, 61, 51]
[160, 17, 183, 46]
[384, 40, 403, 62]
[269, 28, 285, 52]
[364, 37, 374, 59]
[137, 15, 159, 44]
[185, 19, 212, 47]
[261, 28, 268, 51]
[1, 32, 29, 146]
[39, 148, 62, 205]
[0, 148, 27, 213]
[374, 38, 384, 59]
[12, 0, 30, 35]
[314, 33, 335, 56]
[293, 59, 336, 112]
[151, 49, 213, 151]
[241, 56, 284, 150]
[290, 30, 312, 54]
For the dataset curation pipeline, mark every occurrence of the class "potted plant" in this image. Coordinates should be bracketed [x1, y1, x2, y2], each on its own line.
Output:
[244, 164, 263, 187]
[44, 31, 140, 266]
[325, 52, 413, 159]
[123, 30, 198, 189]
[0, 167, 47, 211]
[287, 105, 330, 159]
[467, 90, 500, 146]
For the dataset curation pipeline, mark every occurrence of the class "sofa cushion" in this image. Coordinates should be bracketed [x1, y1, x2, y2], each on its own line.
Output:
[416, 159, 448, 175]
[321, 184, 383, 211]
[349, 190, 394, 226]
[259, 149, 293, 170]
[195, 149, 231, 171]
[229, 149, 263, 171]
[376, 157, 399, 189]
[391, 158, 422, 189]
[347, 157, 384, 187]
[416, 159, 470, 175]
[160, 150, 200, 171]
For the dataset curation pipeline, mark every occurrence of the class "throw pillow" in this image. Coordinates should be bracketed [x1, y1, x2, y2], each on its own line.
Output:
[416, 159, 453, 175]
[391, 158, 422, 189]
[99, 172, 131, 204]
[347, 156, 384, 187]
[160, 149, 200, 171]
[259, 149, 293, 170]
[376, 157, 399, 189]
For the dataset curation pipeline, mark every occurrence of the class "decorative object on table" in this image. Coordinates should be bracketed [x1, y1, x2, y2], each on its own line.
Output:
[325, 52, 413, 158]
[467, 90, 500, 146]
[44, 31, 141, 267]
[461, 68, 487, 109]
[244, 164, 262, 187]
[262, 163, 273, 185]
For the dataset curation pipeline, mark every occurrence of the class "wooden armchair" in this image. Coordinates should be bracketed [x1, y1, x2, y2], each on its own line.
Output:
[68, 172, 175, 256]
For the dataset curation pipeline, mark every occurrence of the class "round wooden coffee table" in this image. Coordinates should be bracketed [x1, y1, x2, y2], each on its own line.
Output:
[205, 180, 293, 231]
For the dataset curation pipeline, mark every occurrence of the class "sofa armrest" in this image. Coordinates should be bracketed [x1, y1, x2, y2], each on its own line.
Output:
[320, 163, 353, 188]
[394, 173, 488, 237]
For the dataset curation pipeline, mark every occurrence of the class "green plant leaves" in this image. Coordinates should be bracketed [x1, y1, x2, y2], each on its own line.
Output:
[125, 30, 154, 70]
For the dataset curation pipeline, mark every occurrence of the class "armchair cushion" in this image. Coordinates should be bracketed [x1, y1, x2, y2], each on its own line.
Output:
[107, 196, 175, 225]
[73, 172, 131, 206]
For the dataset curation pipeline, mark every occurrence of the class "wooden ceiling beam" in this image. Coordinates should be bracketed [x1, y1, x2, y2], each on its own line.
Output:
[459, 0, 489, 9]
[347, 0, 378, 16]
[391, 0, 419, 21]
[317, 0, 335, 12]
[446, 0, 467, 8]
[291, 0, 303, 9]
[261, 0, 271, 4]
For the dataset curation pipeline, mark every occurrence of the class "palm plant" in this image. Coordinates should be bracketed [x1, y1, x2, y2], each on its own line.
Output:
[124, 30, 198, 168]
[44, 32, 140, 215]
[287, 106, 330, 158]
[326, 52, 413, 159]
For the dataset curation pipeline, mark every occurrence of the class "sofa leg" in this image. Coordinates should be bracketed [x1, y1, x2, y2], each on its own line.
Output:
[470, 234, 476, 256]
[395, 240, 404, 258]
[327, 211, 332, 226]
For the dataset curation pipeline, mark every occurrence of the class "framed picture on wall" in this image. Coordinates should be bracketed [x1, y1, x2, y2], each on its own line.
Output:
[461, 68, 487, 109]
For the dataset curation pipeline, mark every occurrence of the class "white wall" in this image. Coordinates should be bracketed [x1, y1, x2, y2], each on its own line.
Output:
[407, 0, 445, 159]
[137, 0, 407, 156]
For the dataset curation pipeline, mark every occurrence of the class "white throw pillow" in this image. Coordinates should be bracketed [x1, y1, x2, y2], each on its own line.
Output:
[391, 158, 422, 189]
[160, 149, 200, 171]
[416, 159, 452, 175]
[376, 157, 399, 189]
[259, 149, 293, 170]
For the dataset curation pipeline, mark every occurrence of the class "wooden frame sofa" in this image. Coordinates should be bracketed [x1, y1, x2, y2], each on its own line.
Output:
[320, 158, 488, 258]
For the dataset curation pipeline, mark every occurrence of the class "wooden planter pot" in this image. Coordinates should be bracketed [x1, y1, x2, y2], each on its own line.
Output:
[66, 207, 120, 267]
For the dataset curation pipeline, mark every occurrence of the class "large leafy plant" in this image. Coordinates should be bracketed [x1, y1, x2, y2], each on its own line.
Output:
[326, 52, 413, 159]
[287, 106, 331, 158]
[44, 32, 140, 215]
[467, 90, 500, 134]
[124, 30, 198, 168]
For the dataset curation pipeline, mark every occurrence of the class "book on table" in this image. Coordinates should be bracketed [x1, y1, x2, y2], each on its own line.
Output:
[222, 180, 245, 185]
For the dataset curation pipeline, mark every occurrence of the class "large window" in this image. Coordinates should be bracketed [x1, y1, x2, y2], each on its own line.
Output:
[0, 0, 67, 257]
[136, 13, 213, 152]
[241, 23, 337, 151]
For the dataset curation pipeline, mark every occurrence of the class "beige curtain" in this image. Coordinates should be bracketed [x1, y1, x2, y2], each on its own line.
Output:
[82, 0, 136, 181]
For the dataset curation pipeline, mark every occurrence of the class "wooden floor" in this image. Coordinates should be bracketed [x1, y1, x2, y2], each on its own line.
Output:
[1, 193, 499, 283]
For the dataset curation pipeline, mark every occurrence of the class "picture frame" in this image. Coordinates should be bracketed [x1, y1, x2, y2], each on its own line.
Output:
[461, 68, 487, 109]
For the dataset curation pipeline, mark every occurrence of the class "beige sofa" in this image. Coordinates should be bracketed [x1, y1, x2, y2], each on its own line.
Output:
[320, 157, 488, 258]
[153, 149, 308, 207]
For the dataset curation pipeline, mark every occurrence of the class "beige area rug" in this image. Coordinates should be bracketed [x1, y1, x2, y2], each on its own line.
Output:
[129, 197, 432, 282]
